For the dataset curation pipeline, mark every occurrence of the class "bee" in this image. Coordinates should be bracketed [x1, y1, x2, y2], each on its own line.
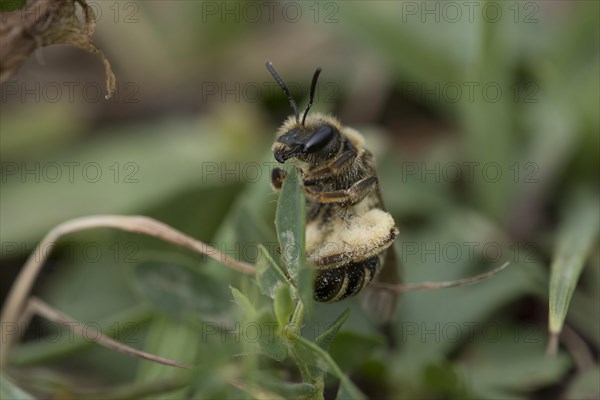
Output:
[266, 62, 400, 317]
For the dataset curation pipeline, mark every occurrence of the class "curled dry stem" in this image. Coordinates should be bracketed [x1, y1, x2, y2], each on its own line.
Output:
[1, 214, 508, 370]
[0, 215, 255, 367]
[370, 261, 510, 293]
[26, 297, 193, 369]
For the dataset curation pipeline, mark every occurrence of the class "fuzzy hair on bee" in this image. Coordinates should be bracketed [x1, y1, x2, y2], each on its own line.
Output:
[266, 62, 399, 313]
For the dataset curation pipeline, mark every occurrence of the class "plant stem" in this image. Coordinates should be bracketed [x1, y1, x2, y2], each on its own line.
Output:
[290, 300, 305, 329]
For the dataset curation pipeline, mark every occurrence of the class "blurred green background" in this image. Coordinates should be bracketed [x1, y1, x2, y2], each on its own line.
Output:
[1, 1, 598, 399]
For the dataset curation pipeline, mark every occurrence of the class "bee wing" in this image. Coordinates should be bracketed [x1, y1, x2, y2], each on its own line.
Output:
[362, 188, 402, 323]
[364, 242, 401, 323]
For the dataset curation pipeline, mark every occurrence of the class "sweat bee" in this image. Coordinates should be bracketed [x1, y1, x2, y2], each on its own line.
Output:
[266, 62, 400, 316]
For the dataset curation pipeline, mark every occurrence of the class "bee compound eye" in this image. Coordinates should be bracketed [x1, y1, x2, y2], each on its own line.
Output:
[304, 124, 335, 153]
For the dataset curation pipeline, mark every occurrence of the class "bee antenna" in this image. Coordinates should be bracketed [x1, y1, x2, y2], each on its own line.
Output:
[302, 67, 322, 126]
[266, 61, 299, 123]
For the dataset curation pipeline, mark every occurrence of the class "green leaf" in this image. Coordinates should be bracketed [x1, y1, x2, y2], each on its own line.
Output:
[253, 378, 316, 400]
[231, 288, 289, 361]
[230, 286, 257, 321]
[290, 338, 327, 382]
[290, 333, 366, 400]
[134, 261, 231, 321]
[275, 166, 305, 280]
[274, 284, 294, 330]
[548, 192, 600, 352]
[256, 244, 288, 298]
[297, 262, 315, 319]
[275, 166, 313, 315]
[315, 309, 350, 351]
[256, 308, 288, 362]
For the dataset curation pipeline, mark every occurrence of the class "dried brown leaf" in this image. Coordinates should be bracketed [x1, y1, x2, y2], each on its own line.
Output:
[0, 0, 116, 98]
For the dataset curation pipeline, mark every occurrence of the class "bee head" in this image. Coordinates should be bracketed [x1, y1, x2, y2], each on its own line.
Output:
[266, 62, 341, 164]
[272, 117, 342, 163]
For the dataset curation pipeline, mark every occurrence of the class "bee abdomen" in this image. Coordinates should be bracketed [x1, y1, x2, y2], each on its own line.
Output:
[314, 256, 380, 302]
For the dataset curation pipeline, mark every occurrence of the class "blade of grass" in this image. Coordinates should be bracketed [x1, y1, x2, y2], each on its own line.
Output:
[548, 192, 600, 355]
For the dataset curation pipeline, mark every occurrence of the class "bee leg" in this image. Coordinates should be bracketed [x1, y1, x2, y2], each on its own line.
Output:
[307, 148, 357, 178]
[306, 176, 378, 206]
[307, 203, 322, 222]
[332, 148, 357, 168]
[270, 167, 287, 192]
